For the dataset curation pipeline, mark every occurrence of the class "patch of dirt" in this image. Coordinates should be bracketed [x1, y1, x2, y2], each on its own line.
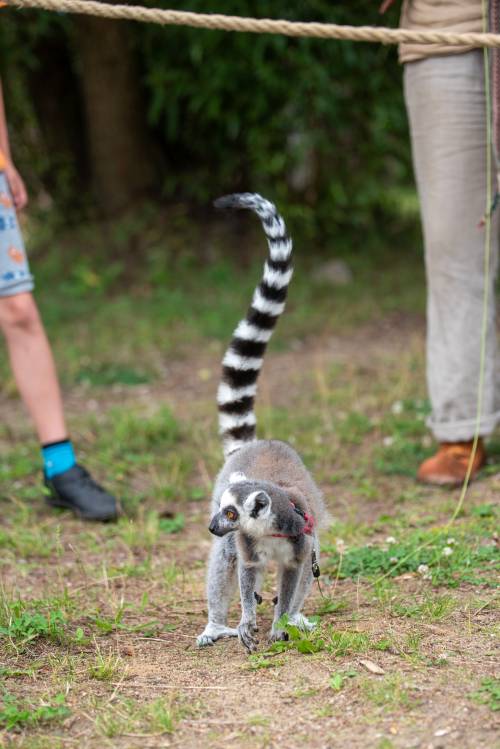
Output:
[1, 310, 425, 422]
[1, 315, 499, 749]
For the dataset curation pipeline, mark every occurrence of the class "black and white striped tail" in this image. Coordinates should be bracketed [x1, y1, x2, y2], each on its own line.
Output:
[215, 193, 293, 457]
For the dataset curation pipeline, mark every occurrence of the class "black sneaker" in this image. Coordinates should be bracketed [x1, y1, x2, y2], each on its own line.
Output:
[44, 464, 119, 521]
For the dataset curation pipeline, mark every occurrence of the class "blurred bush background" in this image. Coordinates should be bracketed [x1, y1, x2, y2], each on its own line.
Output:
[0, 1, 416, 243]
[0, 0, 424, 395]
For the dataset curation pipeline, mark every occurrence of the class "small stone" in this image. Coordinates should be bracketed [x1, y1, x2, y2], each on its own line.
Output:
[391, 401, 403, 415]
[311, 259, 353, 286]
[434, 728, 451, 737]
[360, 659, 385, 675]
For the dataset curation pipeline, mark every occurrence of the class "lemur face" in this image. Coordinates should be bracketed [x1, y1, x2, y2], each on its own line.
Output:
[208, 472, 272, 537]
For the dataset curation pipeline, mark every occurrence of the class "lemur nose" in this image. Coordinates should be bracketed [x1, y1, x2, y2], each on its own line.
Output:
[208, 518, 223, 536]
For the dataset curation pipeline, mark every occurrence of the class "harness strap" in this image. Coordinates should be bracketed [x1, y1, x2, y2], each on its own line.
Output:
[268, 501, 315, 538]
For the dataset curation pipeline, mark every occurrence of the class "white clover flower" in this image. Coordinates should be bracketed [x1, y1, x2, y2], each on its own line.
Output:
[417, 564, 431, 580]
[386, 536, 397, 545]
[335, 538, 346, 553]
[446, 538, 456, 545]
[391, 401, 403, 415]
[390, 557, 398, 564]
[383, 436, 394, 447]
[442, 547, 453, 557]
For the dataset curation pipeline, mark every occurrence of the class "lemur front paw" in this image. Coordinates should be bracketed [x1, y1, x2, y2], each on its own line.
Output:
[196, 623, 238, 648]
[238, 621, 259, 652]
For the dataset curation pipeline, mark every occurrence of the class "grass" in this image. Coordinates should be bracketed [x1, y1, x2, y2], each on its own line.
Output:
[88, 644, 125, 682]
[0, 216, 499, 747]
[0, 601, 66, 647]
[266, 616, 370, 657]
[1, 209, 426, 391]
[360, 673, 417, 711]
[322, 517, 499, 588]
[471, 677, 500, 711]
[0, 692, 69, 731]
[96, 696, 184, 738]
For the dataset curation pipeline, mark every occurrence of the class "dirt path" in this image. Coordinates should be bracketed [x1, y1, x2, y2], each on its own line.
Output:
[1, 317, 499, 749]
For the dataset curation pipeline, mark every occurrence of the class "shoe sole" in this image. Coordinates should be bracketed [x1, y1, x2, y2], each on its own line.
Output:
[416, 470, 483, 488]
[45, 494, 118, 522]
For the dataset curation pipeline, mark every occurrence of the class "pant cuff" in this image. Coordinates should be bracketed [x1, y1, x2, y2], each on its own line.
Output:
[0, 278, 35, 297]
[427, 411, 500, 442]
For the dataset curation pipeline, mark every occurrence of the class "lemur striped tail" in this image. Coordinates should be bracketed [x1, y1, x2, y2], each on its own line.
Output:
[215, 193, 293, 457]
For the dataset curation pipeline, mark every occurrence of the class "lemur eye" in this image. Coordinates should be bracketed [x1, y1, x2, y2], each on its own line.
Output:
[225, 509, 237, 521]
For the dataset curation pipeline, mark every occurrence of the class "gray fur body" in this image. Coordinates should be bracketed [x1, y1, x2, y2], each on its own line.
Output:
[196, 194, 326, 652]
[197, 440, 327, 650]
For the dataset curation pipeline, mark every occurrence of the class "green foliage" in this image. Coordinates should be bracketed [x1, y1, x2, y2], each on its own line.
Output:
[267, 615, 369, 657]
[329, 672, 344, 691]
[245, 654, 286, 671]
[392, 593, 457, 622]
[138, 1, 411, 234]
[159, 513, 185, 534]
[0, 2, 413, 240]
[376, 398, 432, 476]
[322, 526, 500, 587]
[471, 677, 500, 711]
[360, 673, 416, 710]
[87, 606, 161, 637]
[88, 651, 124, 682]
[470, 503, 496, 518]
[0, 604, 65, 645]
[0, 692, 69, 730]
[103, 406, 180, 453]
[76, 365, 152, 387]
[96, 696, 181, 737]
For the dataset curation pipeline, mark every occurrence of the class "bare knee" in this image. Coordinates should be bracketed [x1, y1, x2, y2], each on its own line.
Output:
[0, 293, 42, 336]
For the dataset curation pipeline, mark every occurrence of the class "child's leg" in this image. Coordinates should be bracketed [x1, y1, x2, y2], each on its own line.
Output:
[0, 291, 67, 444]
[0, 177, 117, 520]
[0, 289, 118, 519]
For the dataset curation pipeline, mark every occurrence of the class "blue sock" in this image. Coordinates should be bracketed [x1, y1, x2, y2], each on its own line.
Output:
[42, 439, 76, 479]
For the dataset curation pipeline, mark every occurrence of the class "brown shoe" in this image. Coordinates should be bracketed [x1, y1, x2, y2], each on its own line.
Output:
[417, 439, 486, 487]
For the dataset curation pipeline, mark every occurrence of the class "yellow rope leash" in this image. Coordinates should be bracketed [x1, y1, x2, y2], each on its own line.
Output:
[371, 4, 495, 585]
[5, 0, 500, 48]
[449, 0, 494, 526]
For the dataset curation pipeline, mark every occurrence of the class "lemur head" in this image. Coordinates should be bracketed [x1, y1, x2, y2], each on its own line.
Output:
[209, 472, 275, 538]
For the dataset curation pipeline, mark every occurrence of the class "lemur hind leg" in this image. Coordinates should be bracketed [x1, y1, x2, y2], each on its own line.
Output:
[252, 568, 264, 629]
[197, 537, 238, 647]
[288, 557, 316, 632]
[238, 563, 262, 653]
[269, 565, 302, 643]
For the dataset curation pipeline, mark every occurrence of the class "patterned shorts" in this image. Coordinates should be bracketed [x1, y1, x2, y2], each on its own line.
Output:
[0, 172, 34, 298]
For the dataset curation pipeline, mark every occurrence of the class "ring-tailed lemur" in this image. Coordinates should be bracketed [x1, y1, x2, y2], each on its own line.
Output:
[196, 193, 327, 652]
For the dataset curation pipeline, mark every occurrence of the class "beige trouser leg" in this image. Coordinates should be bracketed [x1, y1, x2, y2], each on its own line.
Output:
[404, 50, 500, 442]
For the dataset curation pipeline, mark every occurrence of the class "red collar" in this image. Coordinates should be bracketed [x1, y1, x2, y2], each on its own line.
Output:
[269, 502, 315, 538]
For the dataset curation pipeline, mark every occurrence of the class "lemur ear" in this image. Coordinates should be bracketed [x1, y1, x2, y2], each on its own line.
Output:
[229, 472, 248, 485]
[244, 491, 271, 519]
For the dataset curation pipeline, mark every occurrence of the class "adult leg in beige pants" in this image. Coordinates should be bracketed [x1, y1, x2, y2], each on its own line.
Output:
[404, 50, 500, 484]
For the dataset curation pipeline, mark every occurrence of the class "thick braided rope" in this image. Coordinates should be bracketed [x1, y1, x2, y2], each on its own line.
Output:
[6, 0, 500, 48]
